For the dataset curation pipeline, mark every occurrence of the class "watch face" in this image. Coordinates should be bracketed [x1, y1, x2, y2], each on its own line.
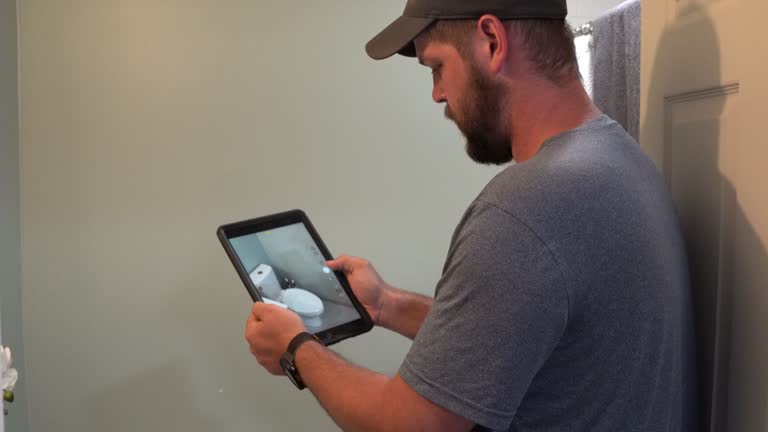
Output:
[280, 357, 304, 390]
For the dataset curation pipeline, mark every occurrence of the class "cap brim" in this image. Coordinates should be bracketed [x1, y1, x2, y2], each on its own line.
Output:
[365, 15, 436, 60]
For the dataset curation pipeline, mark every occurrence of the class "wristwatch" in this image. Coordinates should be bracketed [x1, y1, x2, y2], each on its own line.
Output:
[280, 332, 321, 390]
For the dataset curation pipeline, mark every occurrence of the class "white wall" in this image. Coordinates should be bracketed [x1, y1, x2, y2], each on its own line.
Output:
[0, 0, 29, 430]
[18, 1, 500, 431]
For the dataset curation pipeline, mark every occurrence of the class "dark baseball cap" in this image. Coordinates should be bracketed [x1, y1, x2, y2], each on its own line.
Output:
[365, 0, 568, 60]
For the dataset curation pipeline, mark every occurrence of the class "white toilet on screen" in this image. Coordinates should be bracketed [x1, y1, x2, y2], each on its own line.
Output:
[249, 264, 324, 325]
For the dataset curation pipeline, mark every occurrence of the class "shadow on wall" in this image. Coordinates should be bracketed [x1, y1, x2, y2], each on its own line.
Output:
[642, 5, 768, 431]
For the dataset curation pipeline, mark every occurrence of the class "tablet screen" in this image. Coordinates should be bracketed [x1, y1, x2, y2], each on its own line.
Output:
[228, 222, 362, 333]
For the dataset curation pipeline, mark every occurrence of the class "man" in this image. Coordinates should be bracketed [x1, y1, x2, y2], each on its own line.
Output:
[244, 1, 697, 430]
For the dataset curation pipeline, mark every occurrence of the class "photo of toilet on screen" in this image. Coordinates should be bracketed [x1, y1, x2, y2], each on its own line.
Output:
[217, 210, 373, 344]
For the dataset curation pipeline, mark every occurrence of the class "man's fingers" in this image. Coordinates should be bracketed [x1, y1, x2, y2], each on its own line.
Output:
[327, 255, 354, 273]
[245, 312, 257, 330]
[245, 313, 259, 341]
[252, 301, 277, 321]
[325, 258, 345, 272]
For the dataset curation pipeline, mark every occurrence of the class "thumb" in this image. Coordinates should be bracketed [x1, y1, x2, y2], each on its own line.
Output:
[326, 255, 353, 273]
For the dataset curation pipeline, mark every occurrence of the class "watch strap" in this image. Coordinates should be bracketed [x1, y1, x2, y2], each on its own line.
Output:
[285, 332, 321, 361]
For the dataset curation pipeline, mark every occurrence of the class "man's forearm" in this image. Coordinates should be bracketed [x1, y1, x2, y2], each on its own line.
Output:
[295, 342, 404, 432]
[380, 287, 432, 339]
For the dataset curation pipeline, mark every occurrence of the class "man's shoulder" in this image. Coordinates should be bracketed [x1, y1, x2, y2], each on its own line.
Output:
[470, 118, 661, 256]
[480, 119, 648, 212]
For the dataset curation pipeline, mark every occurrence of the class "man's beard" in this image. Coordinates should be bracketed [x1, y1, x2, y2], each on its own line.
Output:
[445, 63, 513, 165]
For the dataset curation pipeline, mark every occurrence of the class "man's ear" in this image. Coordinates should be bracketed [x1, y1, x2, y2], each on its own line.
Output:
[475, 15, 508, 75]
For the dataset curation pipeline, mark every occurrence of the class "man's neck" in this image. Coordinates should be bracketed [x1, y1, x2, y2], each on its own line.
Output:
[507, 78, 601, 162]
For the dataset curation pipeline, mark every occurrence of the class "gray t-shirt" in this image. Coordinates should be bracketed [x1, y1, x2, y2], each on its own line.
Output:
[399, 115, 697, 431]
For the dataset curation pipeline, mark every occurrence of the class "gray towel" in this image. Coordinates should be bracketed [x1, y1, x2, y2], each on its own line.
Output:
[592, 0, 641, 142]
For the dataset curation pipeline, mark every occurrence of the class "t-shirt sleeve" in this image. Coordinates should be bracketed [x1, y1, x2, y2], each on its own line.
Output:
[399, 201, 570, 431]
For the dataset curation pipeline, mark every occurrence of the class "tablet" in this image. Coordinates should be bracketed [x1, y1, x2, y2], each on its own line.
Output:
[217, 209, 373, 346]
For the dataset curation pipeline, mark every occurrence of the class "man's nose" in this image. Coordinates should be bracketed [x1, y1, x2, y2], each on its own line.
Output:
[432, 84, 446, 104]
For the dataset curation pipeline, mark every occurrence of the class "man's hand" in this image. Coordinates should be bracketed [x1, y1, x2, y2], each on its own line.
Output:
[326, 255, 392, 326]
[328, 254, 433, 339]
[245, 302, 307, 375]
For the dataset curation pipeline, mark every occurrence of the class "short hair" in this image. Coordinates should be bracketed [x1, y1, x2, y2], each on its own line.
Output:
[421, 19, 579, 85]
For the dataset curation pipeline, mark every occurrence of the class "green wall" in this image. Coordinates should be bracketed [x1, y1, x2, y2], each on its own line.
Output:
[0, 0, 29, 430]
